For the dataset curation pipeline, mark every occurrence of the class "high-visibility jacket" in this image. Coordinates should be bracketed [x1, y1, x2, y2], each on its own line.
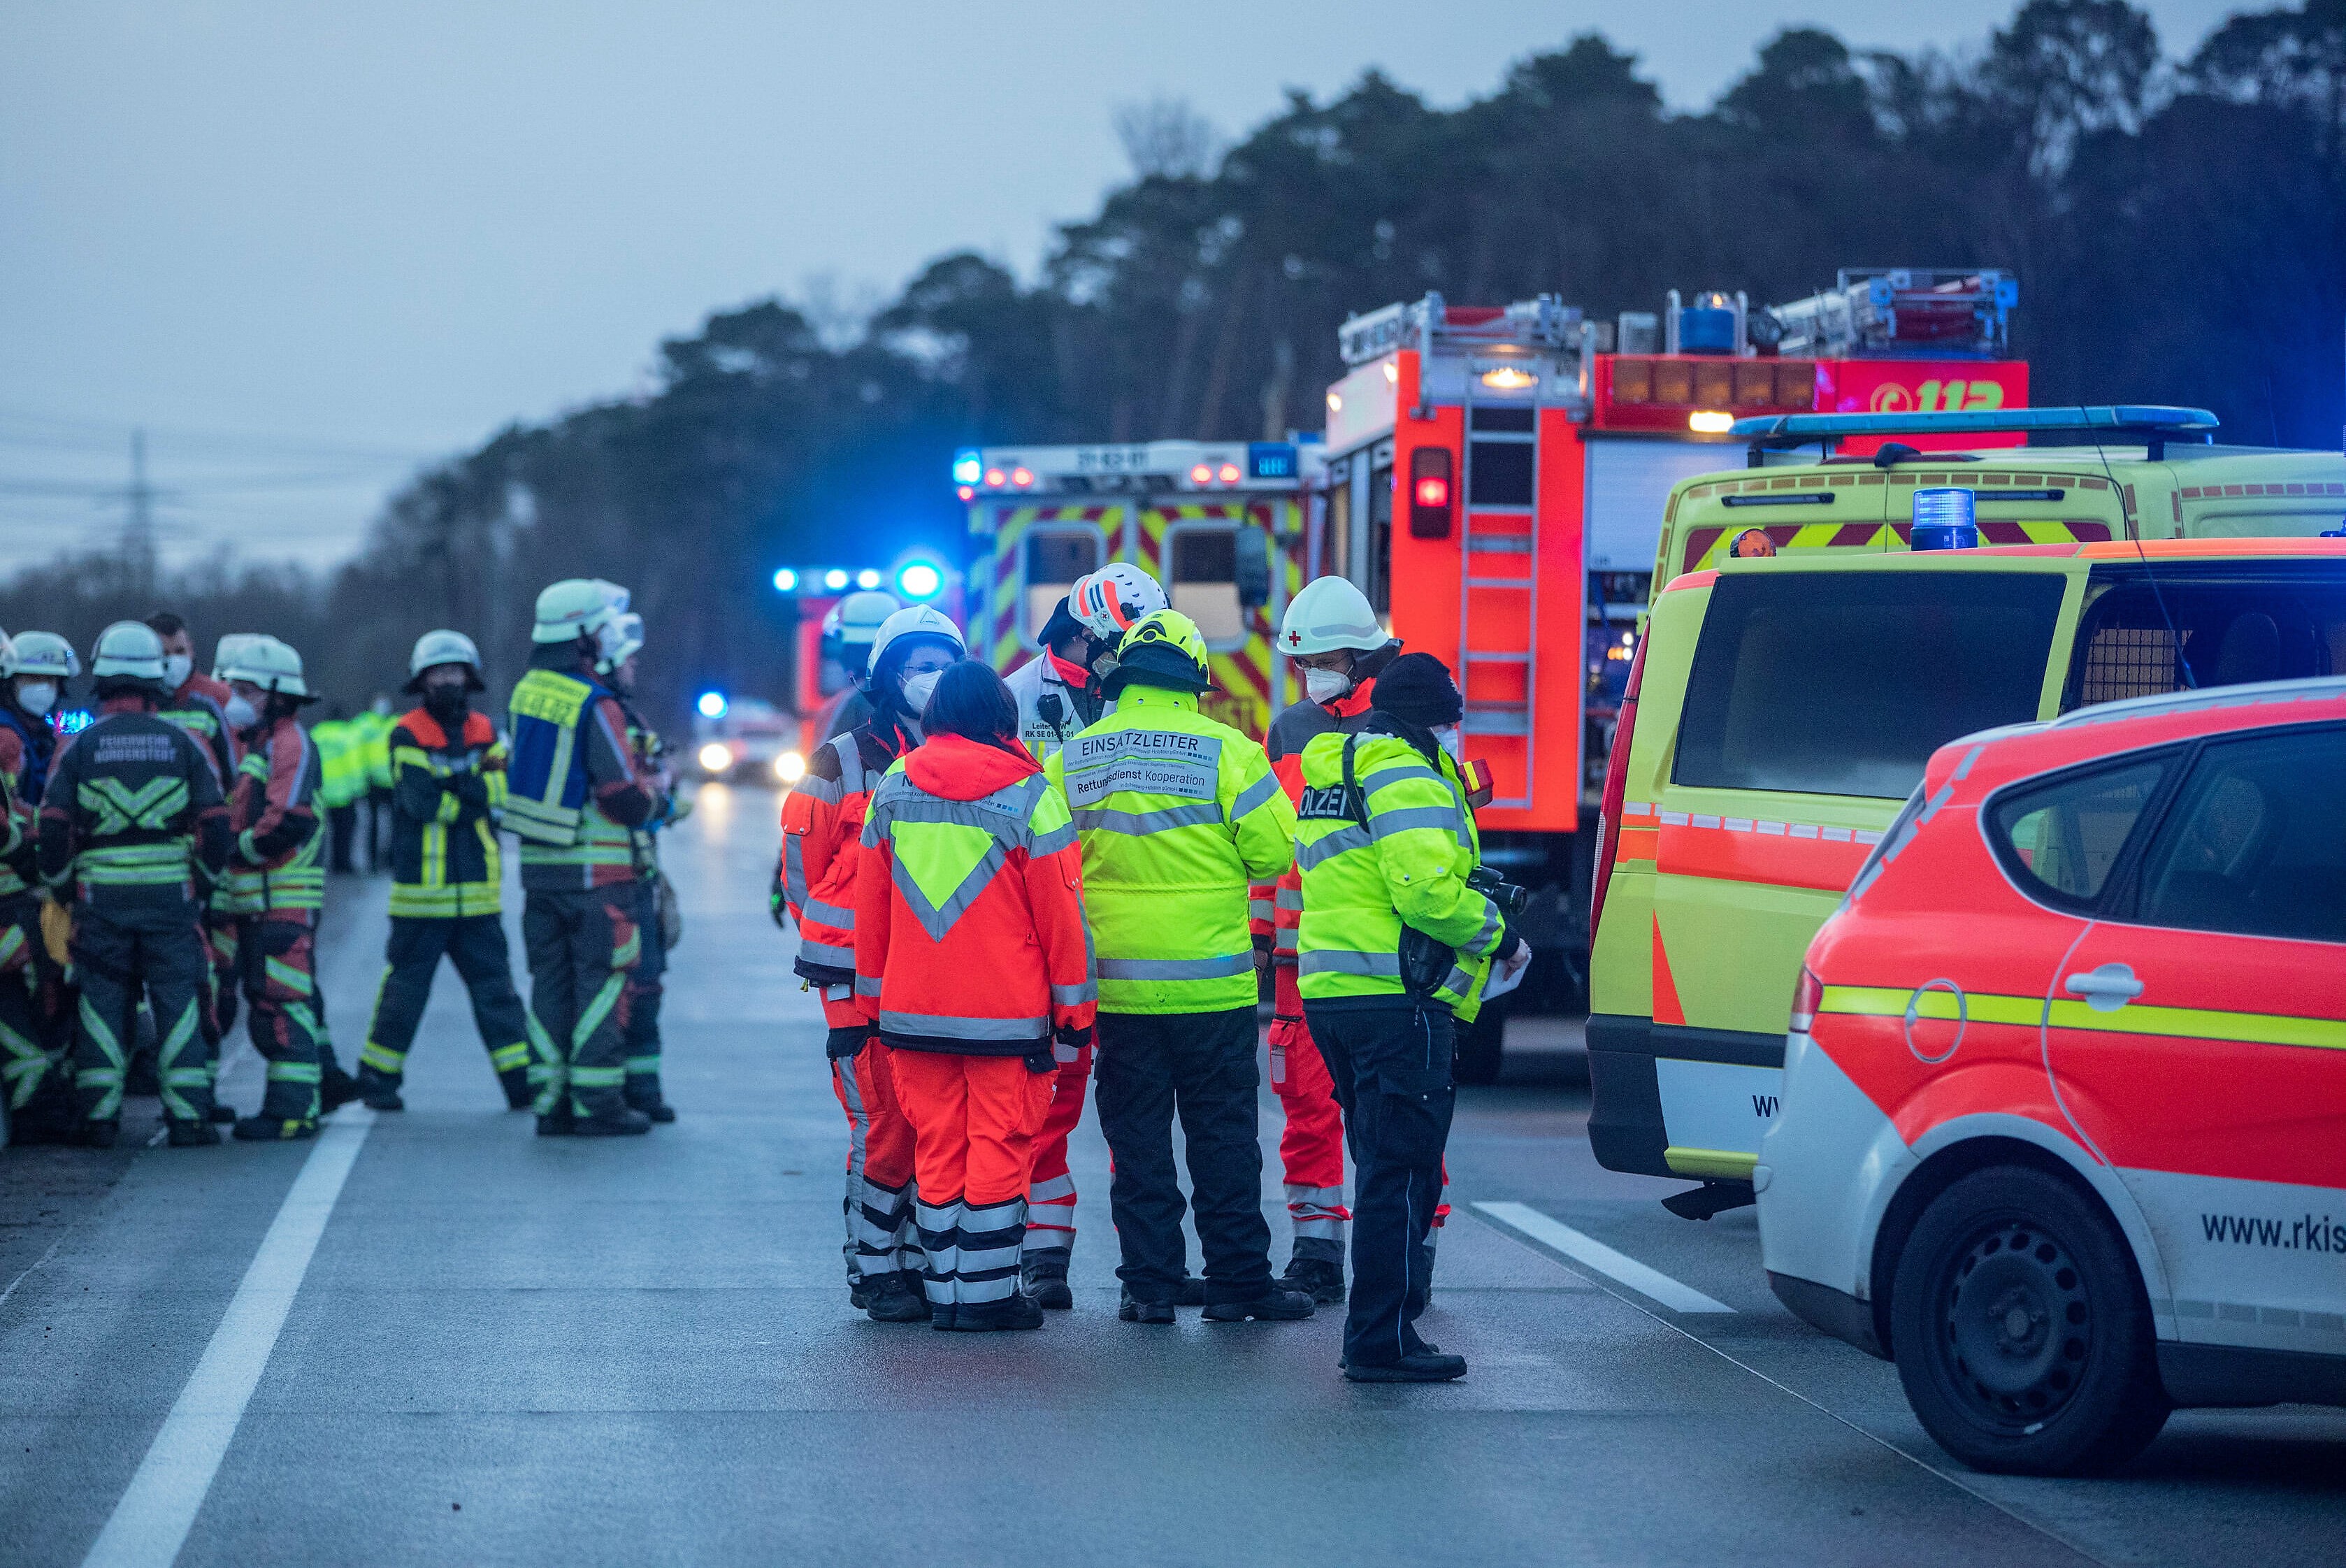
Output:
[853, 732, 1094, 1055]
[1005, 652, 1100, 763]
[311, 719, 364, 810]
[504, 648, 661, 892]
[1044, 686, 1294, 1015]
[223, 714, 326, 914]
[37, 698, 231, 912]
[387, 706, 508, 918]
[1294, 724, 1506, 1021]
[158, 671, 238, 791]
[779, 719, 915, 1028]
[354, 709, 396, 791]
[1253, 677, 1379, 998]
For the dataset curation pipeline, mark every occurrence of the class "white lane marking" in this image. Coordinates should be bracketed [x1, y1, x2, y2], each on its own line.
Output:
[1472, 1201, 1735, 1314]
[81, 1109, 375, 1568]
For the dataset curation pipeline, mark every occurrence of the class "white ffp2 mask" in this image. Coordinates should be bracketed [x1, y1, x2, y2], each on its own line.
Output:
[901, 670, 942, 716]
[162, 654, 193, 691]
[1433, 724, 1464, 761]
[17, 682, 56, 717]
[1304, 667, 1351, 705]
[224, 693, 259, 730]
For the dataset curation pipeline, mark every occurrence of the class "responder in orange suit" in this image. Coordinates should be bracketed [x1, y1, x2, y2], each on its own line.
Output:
[851, 660, 1095, 1333]
[777, 604, 967, 1322]
[1255, 576, 1404, 1302]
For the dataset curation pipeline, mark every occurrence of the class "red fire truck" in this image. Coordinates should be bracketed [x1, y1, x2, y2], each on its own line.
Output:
[1307, 268, 2025, 1012]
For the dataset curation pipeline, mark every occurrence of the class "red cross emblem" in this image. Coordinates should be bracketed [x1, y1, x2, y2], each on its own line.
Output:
[1285, 631, 1301, 647]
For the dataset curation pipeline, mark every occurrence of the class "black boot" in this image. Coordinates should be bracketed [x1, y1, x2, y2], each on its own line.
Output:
[1176, 1274, 1207, 1307]
[574, 1105, 652, 1137]
[1281, 1256, 1347, 1304]
[208, 1102, 238, 1124]
[357, 1067, 403, 1113]
[318, 1059, 361, 1114]
[949, 1293, 1044, 1332]
[1344, 1351, 1467, 1383]
[1203, 1286, 1316, 1322]
[624, 1078, 677, 1123]
[1022, 1256, 1074, 1310]
[864, 1271, 933, 1323]
[166, 1119, 222, 1147]
[233, 1114, 317, 1142]
[1117, 1288, 1175, 1325]
[535, 1106, 576, 1137]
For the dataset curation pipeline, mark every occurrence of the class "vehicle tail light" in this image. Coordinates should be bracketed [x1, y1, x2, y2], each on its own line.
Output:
[1587, 631, 1648, 944]
[1790, 965, 1822, 1033]
[1408, 445, 1453, 538]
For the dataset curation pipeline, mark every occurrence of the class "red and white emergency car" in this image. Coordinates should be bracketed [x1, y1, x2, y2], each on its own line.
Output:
[1759, 675, 2346, 1474]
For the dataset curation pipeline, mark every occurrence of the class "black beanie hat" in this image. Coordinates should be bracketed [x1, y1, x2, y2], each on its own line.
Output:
[1369, 652, 1463, 727]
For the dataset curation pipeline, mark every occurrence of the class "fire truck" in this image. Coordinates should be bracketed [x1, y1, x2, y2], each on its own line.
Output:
[951, 440, 1313, 739]
[1304, 268, 2023, 1013]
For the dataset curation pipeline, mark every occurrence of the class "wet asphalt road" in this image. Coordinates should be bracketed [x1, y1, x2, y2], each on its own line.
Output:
[1, 782, 2340, 1567]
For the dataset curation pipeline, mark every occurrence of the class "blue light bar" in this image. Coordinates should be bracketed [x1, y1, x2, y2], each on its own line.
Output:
[1731, 405, 2219, 443]
[952, 449, 983, 487]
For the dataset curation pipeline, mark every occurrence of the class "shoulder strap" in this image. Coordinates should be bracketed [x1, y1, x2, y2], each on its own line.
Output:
[1340, 733, 1371, 830]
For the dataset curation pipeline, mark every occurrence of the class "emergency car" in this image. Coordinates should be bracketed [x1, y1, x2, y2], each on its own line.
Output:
[1760, 675, 2346, 1474]
[1589, 537, 2346, 1218]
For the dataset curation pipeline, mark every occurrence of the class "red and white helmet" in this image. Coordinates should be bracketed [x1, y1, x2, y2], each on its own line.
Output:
[1071, 563, 1168, 640]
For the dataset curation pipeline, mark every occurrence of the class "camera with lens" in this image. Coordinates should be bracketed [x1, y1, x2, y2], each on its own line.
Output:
[1466, 865, 1528, 918]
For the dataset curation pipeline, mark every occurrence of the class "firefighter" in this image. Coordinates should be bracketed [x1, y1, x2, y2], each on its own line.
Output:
[1293, 653, 1530, 1382]
[1002, 562, 1166, 1307]
[311, 705, 364, 875]
[851, 659, 1094, 1332]
[220, 635, 359, 1139]
[0, 632, 78, 1142]
[778, 603, 964, 1321]
[36, 622, 231, 1146]
[1256, 575, 1403, 1302]
[1046, 610, 1313, 1326]
[355, 631, 535, 1113]
[504, 579, 667, 1137]
[596, 612, 684, 1123]
[355, 697, 398, 873]
[812, 589, 899, 742]
[146, 612, 245, 1121]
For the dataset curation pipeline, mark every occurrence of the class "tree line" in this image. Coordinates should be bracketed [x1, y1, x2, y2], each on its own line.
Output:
[9, 0, 2340, 732]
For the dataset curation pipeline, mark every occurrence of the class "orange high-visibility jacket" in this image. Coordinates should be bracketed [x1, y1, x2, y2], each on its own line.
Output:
[853, 732, 1095, 1056]
[779, 719, 916, 1029]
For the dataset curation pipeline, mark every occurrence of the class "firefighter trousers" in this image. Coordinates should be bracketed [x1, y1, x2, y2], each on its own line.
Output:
[200, 908, 240, 1056]
[239, 910, 327, 1123]
[1267, 1012, 1349, 1265]
[831, 1034, 919, 1283]
[521, 889, 638, 1119]
[360, 914, 532, 1102]
[1022, 1040, 1091, 1263]
[1093, 1007, 1275, 1305]
[0, 893, 75, 1137]
[1304, 1002, 1455, 1370]
[71, 900, 213, 1128]
[890, 1047, 1052, 1309]
[621, 877, 665, 1110]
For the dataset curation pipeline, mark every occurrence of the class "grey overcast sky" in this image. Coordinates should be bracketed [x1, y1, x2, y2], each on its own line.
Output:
[1, 0, 2245, 570]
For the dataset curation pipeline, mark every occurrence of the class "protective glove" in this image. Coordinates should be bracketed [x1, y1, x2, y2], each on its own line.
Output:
[768, 871, 791, 930]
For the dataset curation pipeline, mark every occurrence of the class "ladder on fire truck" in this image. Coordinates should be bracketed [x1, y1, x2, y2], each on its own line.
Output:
[1458, 376, 1538, 812]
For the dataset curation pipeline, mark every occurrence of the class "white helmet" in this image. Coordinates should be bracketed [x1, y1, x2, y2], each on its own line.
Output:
[1279, 576, 1388, 656]
[212, 633, 260, 682]
[91, 620, 168, 684]
[1072, 563, 1168, 641]
[408, 628, 485, 691]
[866, 604, 966, 677]
[3, 631, 79, 679]
[533, 577, 630, 645]
[217, 634, 315, 700]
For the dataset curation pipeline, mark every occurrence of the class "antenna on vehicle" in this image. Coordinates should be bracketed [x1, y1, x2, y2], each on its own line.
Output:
[2085, 436, 2195, 692]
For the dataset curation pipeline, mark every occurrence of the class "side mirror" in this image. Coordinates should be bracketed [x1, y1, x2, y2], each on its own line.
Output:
[1236, 524, 1273, 611]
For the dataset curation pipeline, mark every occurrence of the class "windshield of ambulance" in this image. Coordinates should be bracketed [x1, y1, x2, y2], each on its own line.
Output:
[1675, 570, 2066, 799]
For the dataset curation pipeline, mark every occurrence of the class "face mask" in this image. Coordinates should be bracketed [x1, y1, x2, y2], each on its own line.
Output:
[1304, 667, 1351, 705]
[17, 682, 55, 717]
[1433, 724, 1464, 761]
[224, 694, 259, 731]
[1090, 652, 1118, 679]
[900, 670, 942, 716]
[425, 684, 468, 719]
[162, 654, 192, 691]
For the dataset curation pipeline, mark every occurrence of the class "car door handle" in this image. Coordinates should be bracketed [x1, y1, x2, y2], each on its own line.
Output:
[2064, 962, 2145, 1013]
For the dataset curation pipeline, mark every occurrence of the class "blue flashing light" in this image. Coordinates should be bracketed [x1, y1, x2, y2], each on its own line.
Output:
[822, 568, 850, 591]
[896, 562, 942, 600]
[855, 568, 883, 591]
[57, 708, 93, 735]
[1911, 488, 1978, 552]
[1247, 440, 1298, 480]
[1731, 405, 2219, 441]
[952, 449, 984, 487]
[772, 567, 798, 593]
[696, 691, 728, 720]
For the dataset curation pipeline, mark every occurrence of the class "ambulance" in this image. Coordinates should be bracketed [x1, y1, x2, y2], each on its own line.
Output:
[1588, 518, 2346, 1218]
[1760, 670, 2346, 1474]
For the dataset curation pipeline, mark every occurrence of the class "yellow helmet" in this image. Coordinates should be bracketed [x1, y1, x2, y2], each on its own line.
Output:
[1107, 609, 1211, 695]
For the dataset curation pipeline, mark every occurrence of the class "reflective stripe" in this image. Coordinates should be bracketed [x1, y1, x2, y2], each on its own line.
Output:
[803, 897, 856, 929]
[360, 1042, 405, 1074]
[1361, 762, 1443, 793]
[1051, 981, 1097, 1005]
[1297, 949, 1401, 978]
[1275, 888, 1305, 912]
[1030, 1173, 1077, 1203]
[782, 833, 809, 909]
[1295, 825, 1371, 870]
[1247, 898, 1274, 922]
[1070, 803, 1223, 835]
[792, 774, 844, 805]
[1370, 805, 1464, 841]
[1094, 954, 1255, 981]
[1230, 770, 1282, 820]
[798, 937, 856, 968]
[854, 975, 884, 998]
[1819, 984, 2346, 1051]
[878, 1009, 1048, 1041]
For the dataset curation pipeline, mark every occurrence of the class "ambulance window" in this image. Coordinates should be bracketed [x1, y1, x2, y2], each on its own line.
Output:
[1167, 524, 1246, 650]
[2133, 725, 2346, 944]
[1675, 572, 2066, 798]
[1367, 461, 1394, 615]
[1023, 528, 1103, 645]
[1325, 484, 1351, 581]
[1988, 757, 2170, 910]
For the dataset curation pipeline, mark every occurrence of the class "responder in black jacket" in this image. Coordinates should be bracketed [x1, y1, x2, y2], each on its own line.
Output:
[36, 622, 231, 1147]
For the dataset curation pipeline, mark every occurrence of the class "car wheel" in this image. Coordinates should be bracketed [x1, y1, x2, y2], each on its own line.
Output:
[1890, 1165, 2170, 1476]
[1453, 1000, 1506, 1086]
